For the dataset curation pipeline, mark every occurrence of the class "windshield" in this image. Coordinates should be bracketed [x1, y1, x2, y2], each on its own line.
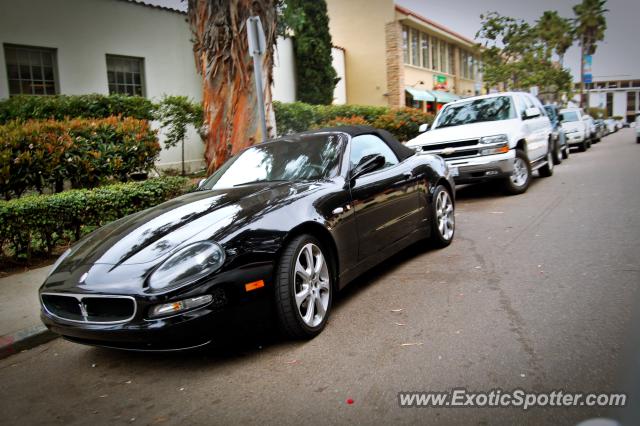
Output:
[201, 134, 344, 189]
[562, 111, 580, 122]
[434, 96, 516, 129]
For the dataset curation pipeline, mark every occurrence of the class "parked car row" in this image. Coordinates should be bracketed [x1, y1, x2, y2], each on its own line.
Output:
[406, 92, 614, 195]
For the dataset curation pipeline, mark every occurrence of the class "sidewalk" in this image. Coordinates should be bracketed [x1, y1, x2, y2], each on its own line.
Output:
[0, 266, 57, 359]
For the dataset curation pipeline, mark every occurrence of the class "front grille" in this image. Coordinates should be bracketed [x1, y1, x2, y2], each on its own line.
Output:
[421, 139, 479, 151]
[439, 148, 481, 159]
[41, 293, 136, 324]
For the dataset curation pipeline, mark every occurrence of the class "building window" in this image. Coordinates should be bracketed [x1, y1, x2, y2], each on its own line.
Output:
[627, 91, 637, 112]
[4, 44, 58, 95]
[432, 38, 439, 71]
[448, 43, 455, 75]
[402, 26, 409, 64]
[410, 28, 420, 66]
[420, 33, 430, 69]
[440, 42, 447, 73]
[106, 55, 145, 96]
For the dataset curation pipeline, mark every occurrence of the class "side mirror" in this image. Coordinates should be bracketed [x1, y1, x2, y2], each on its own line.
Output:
[524, 107, 541, 119]
[418, 123, 429, 133]
[198, 178, 206, 189]
[350, 154, 385, 180]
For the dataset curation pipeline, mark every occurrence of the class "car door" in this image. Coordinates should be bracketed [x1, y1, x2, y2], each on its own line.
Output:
[348, 134, 421, 261]
[520, 94, 547, 161]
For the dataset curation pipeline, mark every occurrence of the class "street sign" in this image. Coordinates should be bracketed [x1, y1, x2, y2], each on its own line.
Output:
[436, 75, 447, 83]
[584, 73, 592, 84]
[246, 16, 268, 142]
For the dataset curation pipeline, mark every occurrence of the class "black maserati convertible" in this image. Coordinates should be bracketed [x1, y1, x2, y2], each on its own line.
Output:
[39, 126, 456, 350]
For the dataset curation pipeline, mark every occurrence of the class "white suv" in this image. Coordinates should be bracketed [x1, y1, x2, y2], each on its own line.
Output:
[407, 92, 555, 195]
[559, 108, 590, 152]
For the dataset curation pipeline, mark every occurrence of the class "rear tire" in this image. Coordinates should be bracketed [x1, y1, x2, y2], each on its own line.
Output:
[578, 141, 587, 152]
[552, 138, 562, 165]
[274, 235, 333, 340]
[503, 149, 531, 195]
[562, 144, 570, 159]
[429, 185, 455, 248]
[539, 147, 554, 178]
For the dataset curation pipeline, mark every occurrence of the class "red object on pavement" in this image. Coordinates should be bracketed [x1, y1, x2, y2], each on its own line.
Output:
[346, 398, 354, 405]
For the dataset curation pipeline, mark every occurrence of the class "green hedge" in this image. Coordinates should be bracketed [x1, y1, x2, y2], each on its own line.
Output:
[0, 94, 155, 123]
[0, 116, 160, 199]
[274, 101, 434, 141]
[0, 177, 191, 260]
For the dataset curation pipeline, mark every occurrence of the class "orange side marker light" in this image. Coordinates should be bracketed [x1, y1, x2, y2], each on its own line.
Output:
[245, 280, 265, 292]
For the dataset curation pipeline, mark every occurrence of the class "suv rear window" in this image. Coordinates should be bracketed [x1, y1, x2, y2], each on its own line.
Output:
[434, 96, 516, 129]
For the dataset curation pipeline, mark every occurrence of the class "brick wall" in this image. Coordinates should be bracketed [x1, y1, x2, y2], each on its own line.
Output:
[385, 21, 405, 107]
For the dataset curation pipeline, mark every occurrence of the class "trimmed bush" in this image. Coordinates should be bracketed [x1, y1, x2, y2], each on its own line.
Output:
[0, 116, 160, 199]
[372, 108, 435, 142]
[274, 101, 433, 141]
[0, 94, 155, 123]
[0, 177, 191, 260]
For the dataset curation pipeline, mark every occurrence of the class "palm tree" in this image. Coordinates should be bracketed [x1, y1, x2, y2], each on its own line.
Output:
[187, 0, 278, 173]
[536, 11, 574, 67]
[573, 0, 608, 107]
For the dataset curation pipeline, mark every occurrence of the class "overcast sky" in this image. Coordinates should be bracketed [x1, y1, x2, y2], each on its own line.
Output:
[396, 0, 640, 81]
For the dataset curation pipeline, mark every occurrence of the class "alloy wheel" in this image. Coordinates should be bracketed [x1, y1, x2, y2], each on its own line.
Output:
[293, 243, 330, 327]
[510, 157, 529, 187]
[435, 190, 455, 241]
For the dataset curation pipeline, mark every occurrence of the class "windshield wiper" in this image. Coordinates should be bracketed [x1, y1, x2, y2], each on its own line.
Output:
[233, 179, 289, 187]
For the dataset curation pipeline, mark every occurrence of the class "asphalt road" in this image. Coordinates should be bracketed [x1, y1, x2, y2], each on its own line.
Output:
[1, 129, 639, 426]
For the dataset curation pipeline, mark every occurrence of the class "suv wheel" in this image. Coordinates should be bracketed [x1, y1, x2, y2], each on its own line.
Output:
[503, 149, 531, 195]
[539, 146, 554, 177]
[562, 143, 570, 159]
[275, 235, 333, 339]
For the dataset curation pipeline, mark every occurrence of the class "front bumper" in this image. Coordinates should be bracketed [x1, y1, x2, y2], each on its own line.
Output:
[446, 150, 515, 184]
[566, 132, 585, 145]
[40, 262, 275, 351]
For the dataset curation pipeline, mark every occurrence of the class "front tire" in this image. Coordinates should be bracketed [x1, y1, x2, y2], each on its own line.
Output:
[562, 143, 570, 160]
[274, 235, 333, 339]
[430, 185, 455, 248]
[503, 149, 531, 195]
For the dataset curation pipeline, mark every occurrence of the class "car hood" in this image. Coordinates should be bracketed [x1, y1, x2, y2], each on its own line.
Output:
[61, 181, 319, 268]
[406, 119, 520, 147]
[561, 121, 584, 132]
[42, 181, 320, 293]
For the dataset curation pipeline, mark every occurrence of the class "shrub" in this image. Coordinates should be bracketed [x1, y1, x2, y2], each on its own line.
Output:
[313, 115, 369, 128]
[0, 94, 155, 123]
[372, 108, 434, 141]
[274, 101, 392, 135]
[0, 177, 191, 260]
[0, 116, 160, 199]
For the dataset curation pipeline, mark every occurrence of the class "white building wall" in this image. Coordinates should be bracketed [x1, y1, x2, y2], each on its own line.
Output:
[0, 0, 299, 173]
[332, 47, 346, 104]
[272, 37, 296, 103]
[613, 92, 626, 119]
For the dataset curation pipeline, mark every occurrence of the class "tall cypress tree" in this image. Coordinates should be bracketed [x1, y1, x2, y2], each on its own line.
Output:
[288, 0, 338, 105]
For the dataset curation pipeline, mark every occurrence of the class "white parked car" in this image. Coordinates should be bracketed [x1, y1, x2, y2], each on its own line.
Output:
[582, 114, 597, 142]
[605, 118, 617, 134]
[407, 92, 555, 195]
[559, 108, 590, 152]
[635, 115, 640, 143]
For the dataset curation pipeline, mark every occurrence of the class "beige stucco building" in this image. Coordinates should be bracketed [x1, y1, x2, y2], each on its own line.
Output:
[326, 0, 482, 112]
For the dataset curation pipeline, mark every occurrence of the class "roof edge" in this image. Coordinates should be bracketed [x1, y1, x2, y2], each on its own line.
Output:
[395, 4, 475, 46]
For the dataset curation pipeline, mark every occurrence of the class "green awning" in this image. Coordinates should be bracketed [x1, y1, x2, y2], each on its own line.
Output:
[405, 87, 435, 102]
[431, 90, 460, 104]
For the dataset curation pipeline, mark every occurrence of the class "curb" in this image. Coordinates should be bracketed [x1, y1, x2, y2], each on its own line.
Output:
[0, 325, 57, 360]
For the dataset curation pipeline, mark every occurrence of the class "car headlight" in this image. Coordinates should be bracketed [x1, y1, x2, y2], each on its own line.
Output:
[479, 134, 509, 145]
[148, 241, 225, 291]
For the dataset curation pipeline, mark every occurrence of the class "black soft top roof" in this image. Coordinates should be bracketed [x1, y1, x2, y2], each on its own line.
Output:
[301, 125, 416, 162]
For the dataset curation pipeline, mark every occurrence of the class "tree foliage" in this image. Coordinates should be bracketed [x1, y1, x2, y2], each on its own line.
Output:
[286, 0, 338, 105]
[476, 11, 573, 98]
[573, 0, 608, 56]
[536, 11, 574, 66]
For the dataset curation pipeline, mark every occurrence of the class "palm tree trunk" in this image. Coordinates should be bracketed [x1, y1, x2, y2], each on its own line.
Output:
[188, 0, 277, 174]
[579, 38, 585, 108]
